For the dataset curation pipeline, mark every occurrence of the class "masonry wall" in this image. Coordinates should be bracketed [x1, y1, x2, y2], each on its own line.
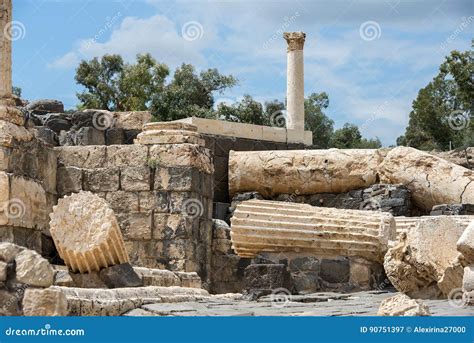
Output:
[0, 130, 57, 257]
[55, 143, 214, 282]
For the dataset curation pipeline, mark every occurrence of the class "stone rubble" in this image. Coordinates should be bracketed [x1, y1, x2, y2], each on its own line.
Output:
[377, 293, 431, 316]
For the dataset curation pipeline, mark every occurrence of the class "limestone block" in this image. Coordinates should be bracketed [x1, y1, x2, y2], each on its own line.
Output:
[51, 285, 209, 316]
[377, 294, 430, 316]
[0, 105, 24, 126]
[463, 266, 474, 292]
[135, 122, 204, 146]
[231, 199, 396, 262]
[8, 176, 48, 230]
[457, 221, 474, 264]
[0, 171, 10, 225]
[49, 191, 129, 273]
[106, 145, 148, 167]
[133, 267, 181, 287]
[138, 191, 168, 213]
[229, 149, 384, 197]
[54, 270, 74, 287]
[148, 144, 213, 175]
[22, 288, 68, 316]
[15, 249, 54, 287]
[384, 216, 466, 298]
[0, 241, 23, 262]
[114, 111, 152, 130]
[57, 166, 82, 195]
[83, 168, 119, 192]
[106, 191, 139, 213]
[0, 260, 7, 281]
[394, 215, 473, 241]
[0, 120, 31, 147]
[120, 212, 152, 240]
[378, 146, 474, 210]
[120, 166, 150, 191]
[55, 146, 106, 169]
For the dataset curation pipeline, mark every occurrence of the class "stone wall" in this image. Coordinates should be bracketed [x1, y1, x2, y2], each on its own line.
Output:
[0, 128, 57, 257]
[55, 143, 213, 282]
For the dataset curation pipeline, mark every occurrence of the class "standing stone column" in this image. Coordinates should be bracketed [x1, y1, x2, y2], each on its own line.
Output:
[0, 0, 23, 126]
[284, 31, 305, 131]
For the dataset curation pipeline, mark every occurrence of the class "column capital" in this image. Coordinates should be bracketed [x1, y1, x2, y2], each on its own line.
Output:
[283, 31, 306, 51]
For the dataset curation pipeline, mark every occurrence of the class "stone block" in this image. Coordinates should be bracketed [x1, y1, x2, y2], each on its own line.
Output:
[0, 260, 7, 281]
[114, 111, 152, 130]
[121, 166, 151, 191]
[0, 146, 11, 170]
[153, 213, 192, 240]
[0, 289, 22, 315]
[138, 191, 168, 213]
[120, 212, 152, 240]
[22, 288, 68, 316]
[377, 294, 430, 316]
[54, 270, 74, 287]
[56, 146, 106, 168]
[9, 176, 48, 230]
[463, 266, 474, 292]
[457, 221, 474, 264]
[155, 167, 198, 192]
[99, 263, 143, 288]
[148, 144, 213, 175]
[15, 249, 54, 287]
[106, 191, 139, 212]
[107, 145, 148, 167]
[75, 127, 105, 145]
[320, 258, 350, 284]
[105, 128, 125, 145]
[291, 272, 320, 294]
[175, 271, 202, 288]
[83, 168, 119, 192]
[70, 271, 108, 288]
[57, 166, 82, 195]
[244, 264, 291, 291]
[350, 258, 372, 289]
[289, 257, 320, 273]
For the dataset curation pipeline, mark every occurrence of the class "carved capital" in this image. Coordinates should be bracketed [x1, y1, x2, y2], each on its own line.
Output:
[283, 31, 306, 51]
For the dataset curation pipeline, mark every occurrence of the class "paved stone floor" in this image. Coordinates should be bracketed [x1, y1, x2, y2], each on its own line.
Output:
[124, 289, 474, 316]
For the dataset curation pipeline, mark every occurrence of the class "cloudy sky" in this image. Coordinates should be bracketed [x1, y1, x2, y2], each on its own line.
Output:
[11, 0, 473, 145]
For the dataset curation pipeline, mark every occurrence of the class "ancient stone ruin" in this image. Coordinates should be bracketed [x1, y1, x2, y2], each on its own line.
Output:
[0, 0, 473, 317]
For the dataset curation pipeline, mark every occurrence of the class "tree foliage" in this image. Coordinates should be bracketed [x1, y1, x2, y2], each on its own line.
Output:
[397, 46, 473, 150]
[330, 123, 381, 149]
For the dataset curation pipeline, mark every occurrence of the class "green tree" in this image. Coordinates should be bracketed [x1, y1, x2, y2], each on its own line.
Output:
[151, 64, 237, 121]
[75, 54, 168, 111]
[397, 47, 473, 150]
[330, 123, 381, 149]
[216, 95, 266, 125]
[304, 92, 334, 148]
[12, 86, 21, 98]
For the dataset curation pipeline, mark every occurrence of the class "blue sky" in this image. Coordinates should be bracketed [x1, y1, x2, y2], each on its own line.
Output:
[11, 0, 474, 146]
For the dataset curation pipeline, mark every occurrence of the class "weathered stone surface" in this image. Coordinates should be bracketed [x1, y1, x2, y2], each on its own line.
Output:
[99, 263, 143, 288]
[135, 122, 205, 146]
[431, 148, 473, 170]
[377, 294, 430, 316]
[431, 204, 474, 216]
[231, 200, 395, 262]
[0, 289, 22, 315]
[394, 215, 473, 239]
[229, 149, 384, 198]
[54, 269, 74, 287]
[121, 166, 150, 191]
[56, 146, 106, 169]
[0, 241, 23, 262]
[22, 288, 68, 316]
[49, 191, 129, 273]
[148, 144, 213, 175]
[106, 145, 147, 167]
[114, 111, 152, 130]
[133, 267, 181, 287]
[0, 120, 33, 147]
[57, 166, 82, 195]
[378, 147, 474, 210]
[457, 221, 474, 264]
[244, 264, 291, 291]
[52, 285, 209, 316]
[70, 271, 108, 288]
[0, 260, 7, 281]
[384, 216, 466, 299]
[15, 249, 54, 287]
[83, 168, 119, 192]
[26, 99, 64, 115]
[463, 266, 474, 292]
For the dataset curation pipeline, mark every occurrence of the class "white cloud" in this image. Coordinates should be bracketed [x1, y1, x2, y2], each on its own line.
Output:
[48, 52, 79, 69]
